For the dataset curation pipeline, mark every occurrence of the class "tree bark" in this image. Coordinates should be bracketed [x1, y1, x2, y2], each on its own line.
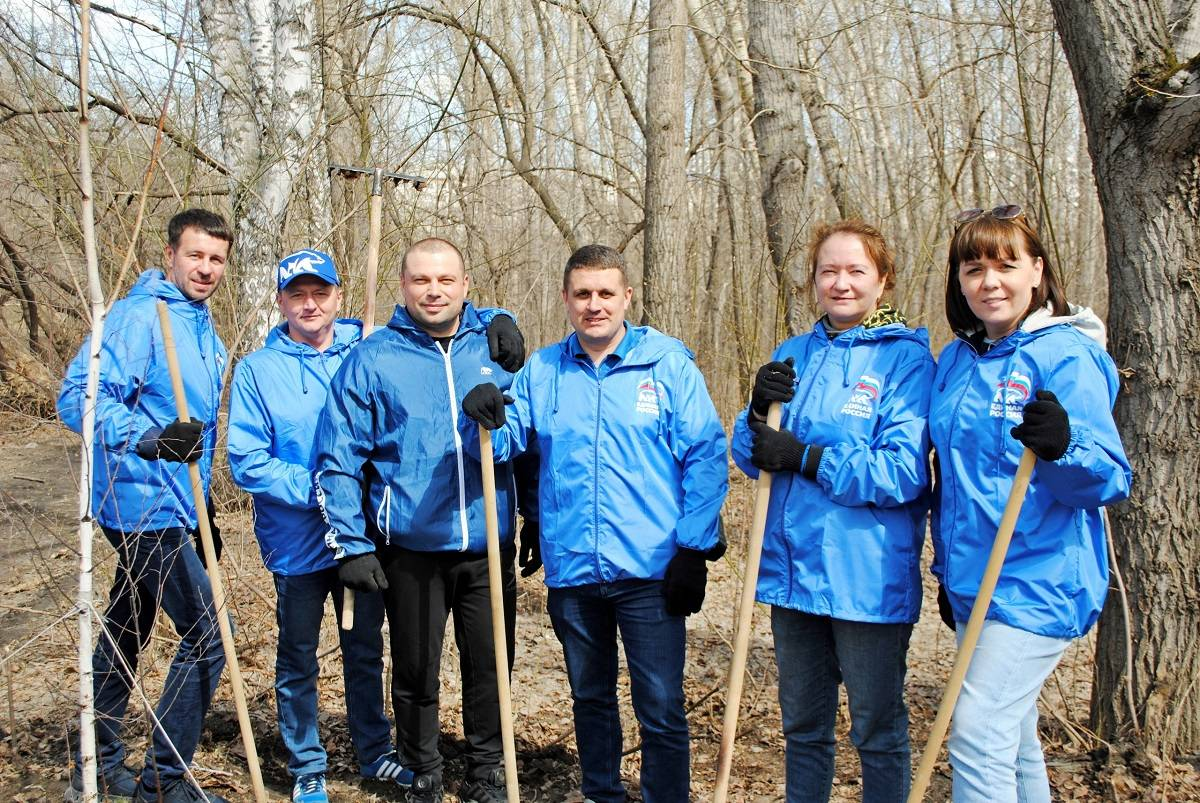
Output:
[1050, 0, 1200, 757]
[747, 0, 809, 340]
[642, 0, 688, 336]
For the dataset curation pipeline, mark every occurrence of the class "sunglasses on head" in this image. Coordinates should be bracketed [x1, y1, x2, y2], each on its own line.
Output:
[954, 204, 1023, 225]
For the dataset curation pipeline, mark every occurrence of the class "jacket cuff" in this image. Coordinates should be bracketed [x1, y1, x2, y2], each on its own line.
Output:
[800, 444, 824, 480]
[1062, 424, 1090, 460]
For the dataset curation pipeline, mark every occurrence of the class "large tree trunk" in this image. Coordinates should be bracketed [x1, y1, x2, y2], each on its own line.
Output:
[642, 0, 687, 337]
[200, 0, 315, 347]
[747, 0, 812, 339]
[1050, 0, 1200, 758]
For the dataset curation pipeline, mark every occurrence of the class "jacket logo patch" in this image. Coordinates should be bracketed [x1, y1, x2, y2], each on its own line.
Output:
[480, 366, 494, 376]
[635, 378, 666, 415]
[990, 372, 1032, 419]
[840, 374, 881, 419]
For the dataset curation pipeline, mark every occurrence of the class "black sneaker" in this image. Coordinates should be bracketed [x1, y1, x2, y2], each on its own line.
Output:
[404, 773, 444, 803]
[63, 763, 139, 802]
[136, 778, 229, 803]
[459, 769, 507, 803]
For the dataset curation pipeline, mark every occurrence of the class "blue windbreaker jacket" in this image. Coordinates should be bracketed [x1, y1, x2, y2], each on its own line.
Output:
[57, 270, 226, 532]
[316, 303, 518, 557]
[732, 320, 935, 623]
[227, 320, 362, 575]
[930, 305, 1131, 639]
[471, 324, 729, 588]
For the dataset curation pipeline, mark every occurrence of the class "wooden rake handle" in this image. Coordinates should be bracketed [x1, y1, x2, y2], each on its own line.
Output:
[480, 426, 521, 801]
[907, 447, 1037, 802]
[156, 301, 268, 803]
[713, 401, 783, 802]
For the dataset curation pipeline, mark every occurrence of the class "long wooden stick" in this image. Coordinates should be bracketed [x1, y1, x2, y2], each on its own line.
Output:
[714, 401, 783, 802]
[156, 301, 268, 803]
[342, 169, 386, 633]
[480, 427, 520, 802]
[907, 447, 1038, 802]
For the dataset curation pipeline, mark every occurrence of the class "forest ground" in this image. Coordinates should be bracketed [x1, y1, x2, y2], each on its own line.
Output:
[0, 412, 1197, 801]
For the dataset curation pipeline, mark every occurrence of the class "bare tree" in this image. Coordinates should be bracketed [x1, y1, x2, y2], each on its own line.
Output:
[1050, 0, 1200, 758]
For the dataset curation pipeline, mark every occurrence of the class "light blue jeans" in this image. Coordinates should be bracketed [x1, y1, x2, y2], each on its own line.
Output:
[948, 620, 1071, 803]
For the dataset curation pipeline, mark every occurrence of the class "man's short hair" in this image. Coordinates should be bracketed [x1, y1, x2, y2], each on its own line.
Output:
[401, 237, 465, 276]
[167, 208, 233, 250]
[563, 244, 626, 289]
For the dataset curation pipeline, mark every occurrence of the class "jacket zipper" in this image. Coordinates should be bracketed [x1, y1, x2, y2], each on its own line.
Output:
[440, 341, 471, 551]
[943, 354, 979, 581]
[784, 342, 831, 598]
[592, 362, 604, 580]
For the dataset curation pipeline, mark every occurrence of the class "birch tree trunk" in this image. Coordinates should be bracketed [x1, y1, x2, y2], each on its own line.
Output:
[1050, 0, 1200, 758]
[642, 0, 687, 336]
[199, 0, 316, 345]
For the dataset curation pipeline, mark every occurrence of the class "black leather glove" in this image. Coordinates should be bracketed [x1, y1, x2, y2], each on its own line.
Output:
[338, 553, 389, 593]
[663, 547, 708, 616]
[1011, 390, 1071, 461]
[487, 314, 526, 373]
[462, 382, 514, 430]
[193, 499, 222, 568]
[138, 418, 203, 463]
[750, 356, 795, 417]
[518, 519, 542, 577]
[936, 584, 956, 631]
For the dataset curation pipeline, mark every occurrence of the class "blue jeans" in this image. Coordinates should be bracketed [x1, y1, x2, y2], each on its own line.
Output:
[81, 527, 225, 788]
[949, 620, 1070, 803]
[274, 569, 392, 777]
[547, 580, 688, 803]
[772, 607, 913, 803]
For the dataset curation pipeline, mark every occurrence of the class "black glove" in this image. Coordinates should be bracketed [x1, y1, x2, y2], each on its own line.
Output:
[936, 584, 956, 631]
[462, 382, 514, 430]
[138, 418, 203, 463]
[747, 419, 806, 476]
[338, 552, 389, 593]
[487, 314, 526, 374]
[1011, 390, 1071, 461]
[192, 499, 222, 568]
[750, 356, 795, 417]
[518, 519, 542, 577]
[663, 547, 709, 616]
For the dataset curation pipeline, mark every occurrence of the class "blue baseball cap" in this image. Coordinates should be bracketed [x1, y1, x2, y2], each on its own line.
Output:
[278, 249, 340, 290]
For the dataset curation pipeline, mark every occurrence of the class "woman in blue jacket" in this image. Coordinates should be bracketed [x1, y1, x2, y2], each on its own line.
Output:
[732, 220, 934, 803]
[930, 206, 1130, 803]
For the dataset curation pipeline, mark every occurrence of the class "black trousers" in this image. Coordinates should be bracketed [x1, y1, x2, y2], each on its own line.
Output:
[379, 545, 516, 780]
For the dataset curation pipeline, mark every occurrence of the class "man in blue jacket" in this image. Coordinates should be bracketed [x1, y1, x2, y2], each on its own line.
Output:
[228, 250, 417, 803]
[462, 244, 729, 803]
[58, 209, 232, 803]
[314, 237, 535, 803]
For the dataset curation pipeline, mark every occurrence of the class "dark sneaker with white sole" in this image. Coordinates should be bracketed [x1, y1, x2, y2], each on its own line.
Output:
[459, 768, 507, 803]
[136, 778, 229, 803]
[63, 763, 139, 803]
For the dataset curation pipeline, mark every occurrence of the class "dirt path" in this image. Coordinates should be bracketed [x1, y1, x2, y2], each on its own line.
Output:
[0, 414, 1197, 801]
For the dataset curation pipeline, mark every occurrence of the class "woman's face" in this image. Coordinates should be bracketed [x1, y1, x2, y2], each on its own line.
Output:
[957, 246, 1043, 340]
[813, 233, 886, 329]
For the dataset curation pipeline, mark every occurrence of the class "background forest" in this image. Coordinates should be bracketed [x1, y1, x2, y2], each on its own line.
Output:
[0, 0, 1198, 800]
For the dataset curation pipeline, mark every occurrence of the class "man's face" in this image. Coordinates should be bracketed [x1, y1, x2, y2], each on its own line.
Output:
[277, 276, 342, 345]
[164, 227, 230, 301]
[562, 267, 632, 348]
[401, 249, 469, 337]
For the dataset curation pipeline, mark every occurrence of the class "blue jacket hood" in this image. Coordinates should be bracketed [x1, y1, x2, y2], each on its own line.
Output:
[930, 303, 1131, 638]
[732, 320, 935, 623]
